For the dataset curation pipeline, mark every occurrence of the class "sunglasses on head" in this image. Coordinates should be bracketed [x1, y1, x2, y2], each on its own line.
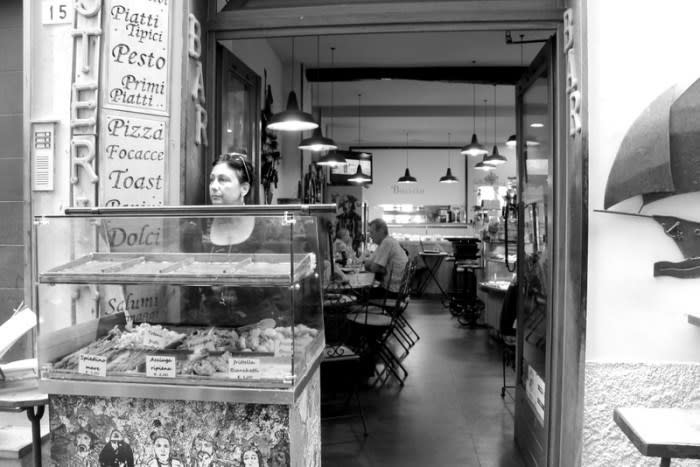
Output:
[220, 153, 251, 183]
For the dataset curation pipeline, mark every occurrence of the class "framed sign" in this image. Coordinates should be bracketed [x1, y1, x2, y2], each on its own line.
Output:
[329, 150, 373, 185]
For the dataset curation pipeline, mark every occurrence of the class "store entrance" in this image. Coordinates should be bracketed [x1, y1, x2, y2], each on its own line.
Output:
[206, 4, 582, 466]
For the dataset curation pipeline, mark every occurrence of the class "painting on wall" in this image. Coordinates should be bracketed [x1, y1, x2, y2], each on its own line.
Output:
[49, 395, 290, 466]
[603, 77, 700, 278]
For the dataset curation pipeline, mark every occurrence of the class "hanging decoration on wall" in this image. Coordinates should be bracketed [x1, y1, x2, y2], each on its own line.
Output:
[261, 71, 279, 204]
[602, 77, 700, 278]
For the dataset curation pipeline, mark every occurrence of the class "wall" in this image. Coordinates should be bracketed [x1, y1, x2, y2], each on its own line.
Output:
[0, 0, 26, 361]
[223, 39, 313, 202]
[584, 1, 700, 465]
[359, 145, 516, 220]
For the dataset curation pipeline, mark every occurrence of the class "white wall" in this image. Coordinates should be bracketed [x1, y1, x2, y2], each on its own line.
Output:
[584, 2, 700, 465]
[358, 144, 516, 220]
[223, 39, 308, 201]
[586, 0, 700, 363]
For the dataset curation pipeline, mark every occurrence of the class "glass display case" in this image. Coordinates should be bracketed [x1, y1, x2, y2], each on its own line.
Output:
[34, 205, 330, 403]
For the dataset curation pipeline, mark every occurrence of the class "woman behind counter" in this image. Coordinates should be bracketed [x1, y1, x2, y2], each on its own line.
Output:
[182, 153, 288, 326]
[207, 152, 257, 249]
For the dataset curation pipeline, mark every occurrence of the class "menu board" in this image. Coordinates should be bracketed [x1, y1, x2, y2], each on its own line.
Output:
[104, 0, 170, 115]
[101, 113, 166, 207]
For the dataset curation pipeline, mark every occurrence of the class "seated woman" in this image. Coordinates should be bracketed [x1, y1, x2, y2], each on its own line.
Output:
[333, 227, 353, 266]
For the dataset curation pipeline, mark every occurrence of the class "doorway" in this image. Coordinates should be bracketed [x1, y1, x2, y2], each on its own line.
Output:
[205, 3, 584, 466]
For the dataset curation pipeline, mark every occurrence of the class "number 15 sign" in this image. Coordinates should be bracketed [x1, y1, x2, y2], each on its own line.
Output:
[42, 0, 73, 25]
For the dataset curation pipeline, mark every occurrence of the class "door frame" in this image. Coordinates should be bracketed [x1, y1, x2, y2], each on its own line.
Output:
[204, 3, 587, 466]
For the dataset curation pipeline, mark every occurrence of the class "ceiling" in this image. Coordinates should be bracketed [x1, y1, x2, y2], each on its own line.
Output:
[230, 29, 553, 146]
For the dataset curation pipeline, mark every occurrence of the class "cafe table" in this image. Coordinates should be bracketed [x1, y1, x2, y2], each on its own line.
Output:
[0, 382, 48, 467]
[613, 407, 700, 466]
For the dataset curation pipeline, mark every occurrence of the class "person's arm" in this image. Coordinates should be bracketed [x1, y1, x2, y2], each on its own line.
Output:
[365, 240, 389, 274]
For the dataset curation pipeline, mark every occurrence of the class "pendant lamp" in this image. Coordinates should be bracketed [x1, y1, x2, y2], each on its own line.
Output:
[398, 132, 417, 183]
[506, 35, 539, 148]
[317, 46, 347, 167]
[349, 93, 371, 183]
[474, 98, 495, 171]
[439, 132, 458, 183]
[299, 36, 337, 151]
[267, 37, 319, 132]
[461, 84, 488, 157]
[484, 85, 507, 166]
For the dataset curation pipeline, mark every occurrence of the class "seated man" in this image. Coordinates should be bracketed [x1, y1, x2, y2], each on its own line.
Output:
[363, 219, 408, 299]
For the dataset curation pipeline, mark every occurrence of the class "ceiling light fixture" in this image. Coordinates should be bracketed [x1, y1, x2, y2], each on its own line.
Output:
[267, 37, 318, 132]
[461, 83, 488, 157]
[398, 131, 417, 183]
[349, 93, 371, 183]
[506, 35, 540, 148]
[440, 132, 458, 183]
[475, 98, 495, 171]
[484, 85, 507, 166]
[316, 46, 347, 167]
[299, 36, 337, 152]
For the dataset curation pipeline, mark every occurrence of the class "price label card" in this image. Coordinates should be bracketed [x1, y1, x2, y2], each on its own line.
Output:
[228, 357, 261, 380]
[146, 356, 176, 378]
[42, 0, 73, 24]
[78, 354, 107, 377]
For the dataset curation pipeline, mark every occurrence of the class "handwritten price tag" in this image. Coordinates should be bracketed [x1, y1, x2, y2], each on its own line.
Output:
[228, 357, 260, 380]
[146, 356, 176, 378]
[78, 354, 107, 377]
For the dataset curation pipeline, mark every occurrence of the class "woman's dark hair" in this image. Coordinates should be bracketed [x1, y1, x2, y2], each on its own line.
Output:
[213, 151, 254, 186]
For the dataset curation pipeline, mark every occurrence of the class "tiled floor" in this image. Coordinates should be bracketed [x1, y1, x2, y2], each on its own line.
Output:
[321, 298, 525, 467]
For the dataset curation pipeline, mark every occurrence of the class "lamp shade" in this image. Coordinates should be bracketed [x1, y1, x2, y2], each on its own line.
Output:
[348, 164, 371, 183]
[398, 168, 417, 183]
[474, 157, 495, 171]
[439, 167, 458, 183]
[483, 145, 507, 166]
[505, 134, 540, 147]
[461, 133, 488, 157]
[267, 91, 318, 132]
[316, 150, 347, 167]
[299, 127, 337, 151]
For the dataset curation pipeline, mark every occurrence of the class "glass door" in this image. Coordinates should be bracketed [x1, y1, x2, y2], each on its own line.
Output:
[214, 44, 261, 203]
[514, 37, 555, 467]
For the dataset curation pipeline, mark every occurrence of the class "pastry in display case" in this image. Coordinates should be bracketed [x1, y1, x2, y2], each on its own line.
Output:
[34, 206, 328, 397]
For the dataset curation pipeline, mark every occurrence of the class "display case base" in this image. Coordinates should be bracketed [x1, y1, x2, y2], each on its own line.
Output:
[48, 369, 320, 466]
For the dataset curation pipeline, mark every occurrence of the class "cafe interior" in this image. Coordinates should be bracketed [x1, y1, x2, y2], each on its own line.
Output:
[217, 29, 552, 466]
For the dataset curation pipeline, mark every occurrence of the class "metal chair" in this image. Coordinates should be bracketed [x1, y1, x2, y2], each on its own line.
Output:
[346, 261, 416, 387]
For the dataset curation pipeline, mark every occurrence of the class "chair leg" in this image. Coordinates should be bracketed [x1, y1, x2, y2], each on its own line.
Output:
[352, 389, 368, 437]
[501, 348, 507, 398]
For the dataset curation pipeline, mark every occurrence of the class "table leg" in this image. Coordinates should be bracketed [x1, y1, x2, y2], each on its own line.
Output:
[424, 258, 449, 303]
[26, 405, 45, 467]
[659, 458, 671, 467]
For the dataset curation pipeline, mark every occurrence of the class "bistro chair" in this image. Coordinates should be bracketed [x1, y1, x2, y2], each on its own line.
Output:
[363, 257, 420, 355]
[321, 289, 368, 436]
[346, 261, 416, 387]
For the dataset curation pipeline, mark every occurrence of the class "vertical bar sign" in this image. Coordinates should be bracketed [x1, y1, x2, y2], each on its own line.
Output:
[104, 0, 171, 115]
